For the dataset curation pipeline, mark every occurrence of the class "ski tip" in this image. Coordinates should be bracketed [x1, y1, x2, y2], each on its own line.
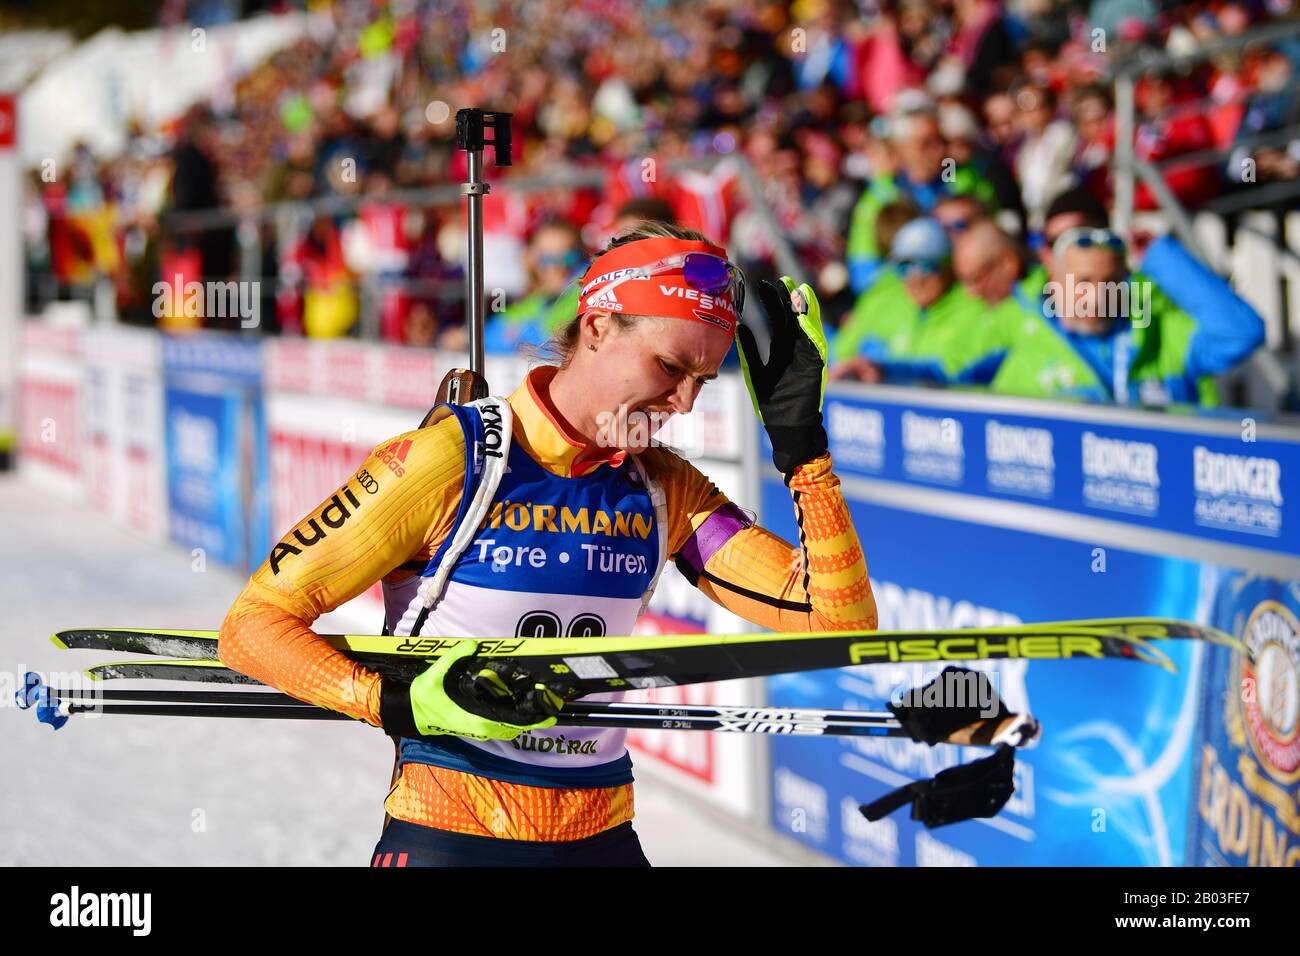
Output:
[1147, 653, 1178, 675]
[1208, 627, 1252, 660]
[1118, 634, 1178, 673]
[50, 632, 71, 650]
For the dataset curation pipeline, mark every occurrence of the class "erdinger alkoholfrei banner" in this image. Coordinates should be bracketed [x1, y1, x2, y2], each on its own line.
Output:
[817, 390, 1299, 557]
[760, 384, 1300, 866]
[1188, 572, 1300, 867]
[762, 494, 1205, 866]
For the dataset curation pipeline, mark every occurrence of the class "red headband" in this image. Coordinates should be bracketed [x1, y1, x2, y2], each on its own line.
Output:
[576, 237, 739, 337]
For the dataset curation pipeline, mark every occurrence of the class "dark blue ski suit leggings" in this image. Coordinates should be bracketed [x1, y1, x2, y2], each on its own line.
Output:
[370, 819, 652, 867]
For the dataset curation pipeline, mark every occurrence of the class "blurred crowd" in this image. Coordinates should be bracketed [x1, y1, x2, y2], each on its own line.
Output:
[23, 0, 1299, 406]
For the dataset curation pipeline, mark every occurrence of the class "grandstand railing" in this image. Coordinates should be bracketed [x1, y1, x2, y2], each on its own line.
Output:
[160, 154, 801, 342]
[1110, 17, 1300, 409]
[28, 153, 801, 351]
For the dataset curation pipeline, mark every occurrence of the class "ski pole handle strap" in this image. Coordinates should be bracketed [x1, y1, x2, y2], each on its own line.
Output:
[859, 744, 1016, 828]
[859, 782, 924, 822]
[888, 666, 1010, 745]
[380, 642, 559, 741]
[380, 676, 421, 739]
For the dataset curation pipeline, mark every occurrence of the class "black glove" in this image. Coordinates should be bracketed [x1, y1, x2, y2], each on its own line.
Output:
[736, 276, 829, 477]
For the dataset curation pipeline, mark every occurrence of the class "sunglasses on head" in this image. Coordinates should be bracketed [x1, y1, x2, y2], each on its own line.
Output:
[1051, 227, 1125, 260]
[895, 259, 942, 277]
[585, 251, 747, 317]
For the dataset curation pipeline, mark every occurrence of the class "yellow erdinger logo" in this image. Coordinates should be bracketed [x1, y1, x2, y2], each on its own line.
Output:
[848, 635, 1106, 664]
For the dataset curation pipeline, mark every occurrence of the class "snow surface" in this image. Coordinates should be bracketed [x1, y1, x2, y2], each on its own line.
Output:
[1, 475, 823, 866]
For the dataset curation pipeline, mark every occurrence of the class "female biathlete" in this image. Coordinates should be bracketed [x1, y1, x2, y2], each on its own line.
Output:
[218, 221, 878, 866]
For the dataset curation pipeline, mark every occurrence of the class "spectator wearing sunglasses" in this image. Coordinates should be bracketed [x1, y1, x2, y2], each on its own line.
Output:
[1020, 189, 1263, 365]
[932, 194, 988, 239]
[845, 102, 999, 296]
[987, 224, 1264, 406]
[485, 219, 586, 355]
[1028, 187, 1111, 291]
[831, 217, 1001, 386]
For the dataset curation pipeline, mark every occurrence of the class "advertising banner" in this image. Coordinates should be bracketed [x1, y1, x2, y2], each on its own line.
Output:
[763, 492, 1206, 866]
[18, 323, 83, 500]
[162, 335, 268, 572]
[821, 389, 1299, 557]
[761, 384, 1300, 866]
[82, 326, 166, 538]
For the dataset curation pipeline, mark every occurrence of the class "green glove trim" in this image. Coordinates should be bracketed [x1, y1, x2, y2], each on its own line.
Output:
[381, 640, 557, 741]
[778, 275, 829, 412]
[736, 276, 830, 475]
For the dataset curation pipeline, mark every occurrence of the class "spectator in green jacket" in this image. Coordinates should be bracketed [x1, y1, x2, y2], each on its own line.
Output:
[485, 219, 584, 355]
[831, 217, 1004, 386]
[1019, 188, 1112, 301]
[845, 103, 1000, 295]
[988, 226, 1265, 406]
[954, 219, 1026, 306]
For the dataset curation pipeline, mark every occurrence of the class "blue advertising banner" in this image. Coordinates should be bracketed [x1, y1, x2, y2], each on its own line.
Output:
[820, 389, 1299, 557]
[162, 335, 269, 572]
[760, 385, 1300, 865]
[763, 488, 1206, 865]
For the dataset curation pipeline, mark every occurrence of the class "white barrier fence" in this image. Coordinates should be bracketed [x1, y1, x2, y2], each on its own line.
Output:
[17, 323, 771, 824]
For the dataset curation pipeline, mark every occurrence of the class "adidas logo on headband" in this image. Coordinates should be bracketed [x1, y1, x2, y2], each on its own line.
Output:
[585, 287, 623, 312]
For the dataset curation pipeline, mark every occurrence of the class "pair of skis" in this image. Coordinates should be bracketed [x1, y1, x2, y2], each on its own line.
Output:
[26, 616, 1242, 749]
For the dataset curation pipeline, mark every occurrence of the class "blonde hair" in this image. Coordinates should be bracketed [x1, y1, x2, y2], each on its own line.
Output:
[539, 220, 713, 367]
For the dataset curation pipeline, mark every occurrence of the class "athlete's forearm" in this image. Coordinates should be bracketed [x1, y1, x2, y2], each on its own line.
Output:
[218, 588, 385, 725]
[217, 418, 465, 724]
[683, 453, 877, 632]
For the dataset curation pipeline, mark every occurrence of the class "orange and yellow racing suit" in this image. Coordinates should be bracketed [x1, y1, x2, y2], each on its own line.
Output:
[219, 364, 876, 842]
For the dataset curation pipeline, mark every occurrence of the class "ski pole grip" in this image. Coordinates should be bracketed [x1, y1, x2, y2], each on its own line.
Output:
[16, 671, 43, 709]
[455, 109, 512, 166]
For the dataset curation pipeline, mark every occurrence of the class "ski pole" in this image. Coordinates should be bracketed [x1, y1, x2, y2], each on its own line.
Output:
[48, 687, 302, 705]
[63, 703, 351, 720]
[50, 699, 988, 738]
[428, 108, 513, 411]
[46, 685, 903, 725]
[37, 685, 1039, 746]
[51, 686, 903, 722]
